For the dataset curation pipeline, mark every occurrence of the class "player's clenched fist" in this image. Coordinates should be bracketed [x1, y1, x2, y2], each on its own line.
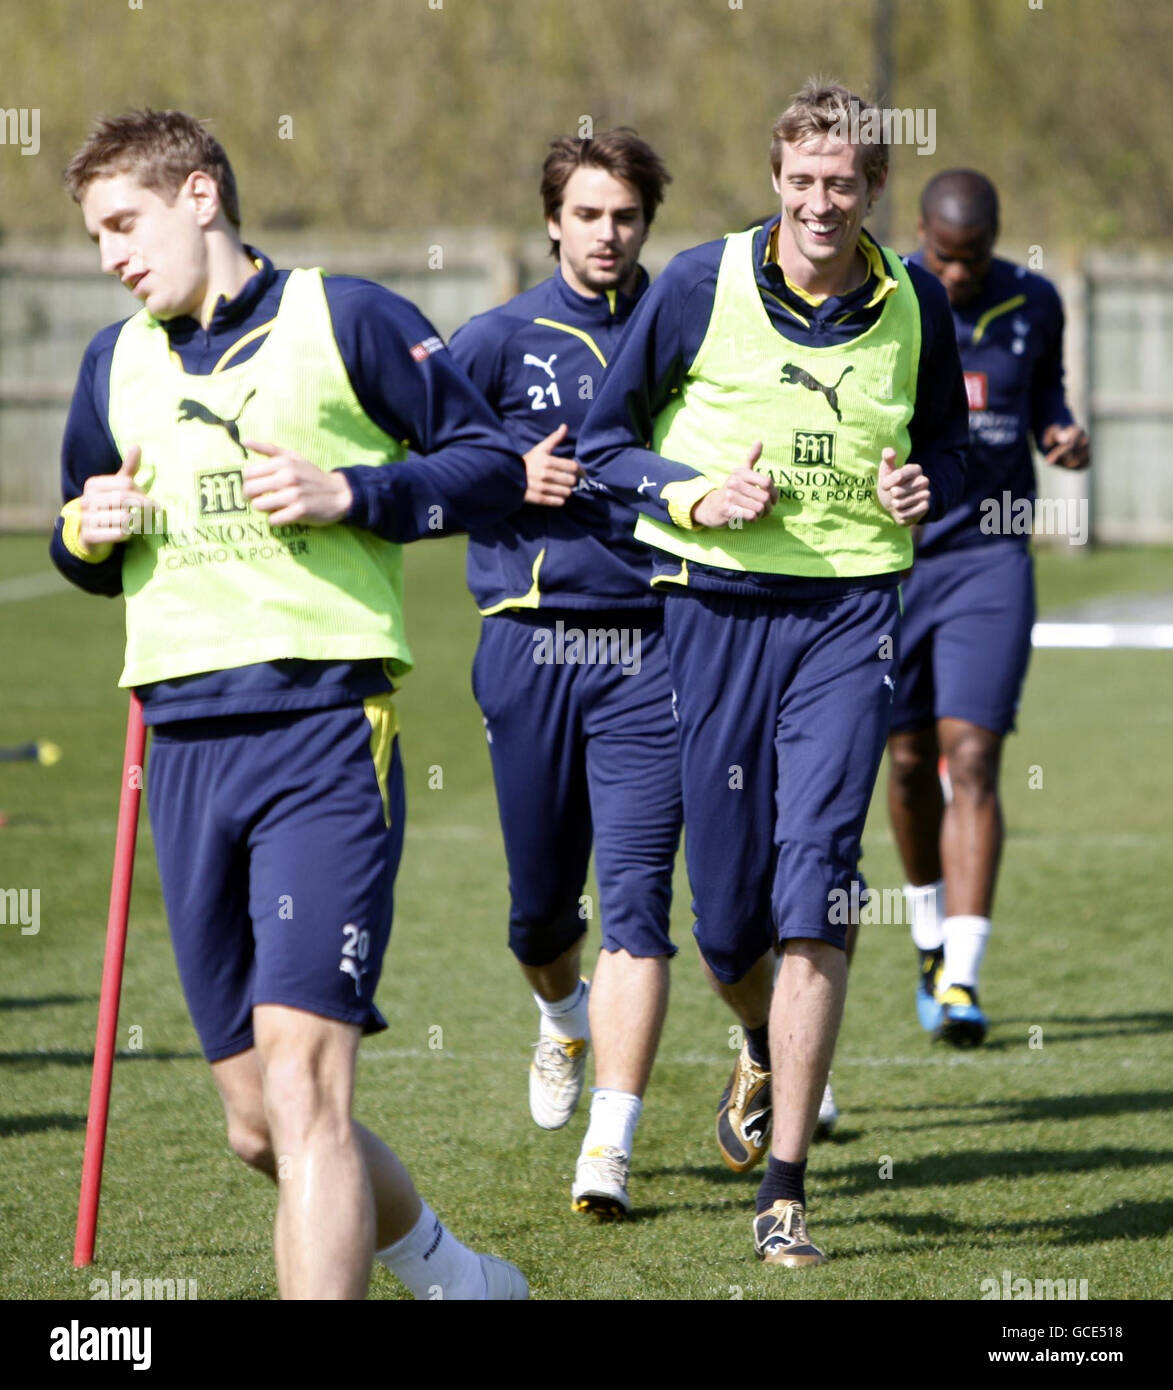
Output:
[691, 441, 778, 528]
[1041, 423, 1090, 471]
[80, 444, 159, 544]
[241, 441, 353, 526]
[523, 422, 583, 507]
[877, 448, 930, 525]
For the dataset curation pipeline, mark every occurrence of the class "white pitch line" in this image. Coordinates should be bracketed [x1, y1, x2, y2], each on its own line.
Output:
[0, 572, 72, 602]
[359, 1048, 1055, 1069]
[1033, 621, 1173, 649]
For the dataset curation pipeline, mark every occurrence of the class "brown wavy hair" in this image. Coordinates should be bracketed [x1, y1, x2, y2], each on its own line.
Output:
[540, 128, 671, 257]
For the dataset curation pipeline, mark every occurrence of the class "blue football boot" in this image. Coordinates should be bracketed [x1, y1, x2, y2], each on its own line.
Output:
[934, 983, 988, 1047]
[917, 947, 945, 1032]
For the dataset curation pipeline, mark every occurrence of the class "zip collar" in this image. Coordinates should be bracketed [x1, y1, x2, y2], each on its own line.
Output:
[906, 251, 1025, 330]
[757, 217, 897, 323]
[552, 263, 649, 324]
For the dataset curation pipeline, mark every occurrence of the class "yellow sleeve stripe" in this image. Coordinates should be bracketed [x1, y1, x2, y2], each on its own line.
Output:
[210, 318, 278, 374]
[532, 318, 607, 367]
[662, 476, 717, 530]
[60, 497, 114, 564]
[972, 295, 1027, 345]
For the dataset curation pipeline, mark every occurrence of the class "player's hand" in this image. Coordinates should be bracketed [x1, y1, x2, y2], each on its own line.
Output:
[877, 449, 930, 525]
[523, 422, 582, 506]
[690, 442, 777, 527]
[241, 441, 353, 525]
[1041, 423, 1090, 471]
[79, 445, 159, 544]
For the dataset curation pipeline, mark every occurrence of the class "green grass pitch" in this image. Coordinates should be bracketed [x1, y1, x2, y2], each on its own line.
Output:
[1, 535, 1170, 1300]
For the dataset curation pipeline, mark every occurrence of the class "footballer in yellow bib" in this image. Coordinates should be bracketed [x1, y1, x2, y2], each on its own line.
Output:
[52, 109, 527, 1301]
[579, 81, 969, 1268]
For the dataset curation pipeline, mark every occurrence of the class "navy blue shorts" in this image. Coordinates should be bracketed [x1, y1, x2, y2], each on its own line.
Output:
[147, 699, 405, 1061]
[890, 541, 1034, 737]
[663, 586, 900, 982]
[472, 610, 682, 967]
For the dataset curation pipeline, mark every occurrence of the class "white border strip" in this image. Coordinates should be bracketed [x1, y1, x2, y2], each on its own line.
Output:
[1033, 622, 1173, 649]
[0, 572, 70, 603]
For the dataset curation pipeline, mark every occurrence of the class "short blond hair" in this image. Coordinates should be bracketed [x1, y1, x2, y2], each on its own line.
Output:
[65, 109, 241, 229]
[770, 79, 888, 191]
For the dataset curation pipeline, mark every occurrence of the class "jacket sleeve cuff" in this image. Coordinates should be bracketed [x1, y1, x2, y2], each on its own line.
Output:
[339, 467, 377, 531]
[60, 498, 114, 563]
[662, 476, 717, 530]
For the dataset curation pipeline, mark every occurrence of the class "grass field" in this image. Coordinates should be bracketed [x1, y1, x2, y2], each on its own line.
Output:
[1, 535, 1170, 1302]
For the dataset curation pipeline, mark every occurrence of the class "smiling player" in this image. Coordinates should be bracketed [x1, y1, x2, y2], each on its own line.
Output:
[51, 109, 527, 1299]
[888, 170, 1090, 1046]
[450, 131, 680, 1218]
[579, 82, 969, 1265]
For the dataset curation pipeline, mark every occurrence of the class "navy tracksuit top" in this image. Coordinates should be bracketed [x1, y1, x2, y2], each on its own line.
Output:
[450, 265, 661, 612]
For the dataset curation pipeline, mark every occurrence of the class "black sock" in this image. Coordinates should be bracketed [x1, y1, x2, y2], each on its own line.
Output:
[755, 1155, 806, 1214]
[744, 1022, 771, 1069]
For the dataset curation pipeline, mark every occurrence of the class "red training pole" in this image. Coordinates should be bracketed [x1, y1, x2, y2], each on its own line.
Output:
[73, 693, 146, 1267]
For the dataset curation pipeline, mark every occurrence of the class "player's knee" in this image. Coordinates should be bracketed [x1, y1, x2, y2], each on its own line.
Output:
[888, 737, 937, 795]
[261, 1057, 352, 1148]
[946, 737, 1000, 800]
[781, 935, 846, 969]
[509, 906, 585, 967]
[696, 936, 760, 989]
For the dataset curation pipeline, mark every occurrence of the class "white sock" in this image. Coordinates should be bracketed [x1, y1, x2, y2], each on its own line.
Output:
[942, 915, 991, 990]
[905, 880, 945, 952]
[581, 1088, 642, 1157]
[535, 978, 589, 1040]
[375, 1200, 486, 1300]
